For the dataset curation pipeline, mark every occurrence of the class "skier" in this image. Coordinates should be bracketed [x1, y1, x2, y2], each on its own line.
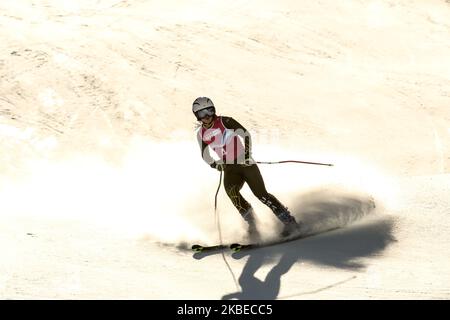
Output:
[193, 97, 300, 240]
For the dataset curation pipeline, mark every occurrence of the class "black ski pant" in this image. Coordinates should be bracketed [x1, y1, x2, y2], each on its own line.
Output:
[223, 164, 286, 216]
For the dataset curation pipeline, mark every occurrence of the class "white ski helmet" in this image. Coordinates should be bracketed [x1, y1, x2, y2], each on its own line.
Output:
[192, 97, 216, 120]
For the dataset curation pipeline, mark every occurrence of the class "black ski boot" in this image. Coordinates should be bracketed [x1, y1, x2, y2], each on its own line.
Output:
[240, 207, 261, 242]
[281, 219, 301, 238]
[275, 208, 301, 238]
[259, 195, 301, 238]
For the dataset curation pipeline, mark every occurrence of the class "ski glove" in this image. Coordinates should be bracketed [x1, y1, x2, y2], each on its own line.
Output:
[243, 158, 254, 167]
[210, 163, 226, 171]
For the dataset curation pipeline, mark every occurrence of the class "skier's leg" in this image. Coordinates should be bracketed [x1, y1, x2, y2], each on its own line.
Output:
[224, 166, 249, 213]
[224, 166, 258, 238]
[241, 164, 285, 213]
[224, 166, 253, 219]
[242, 164, 299, 233]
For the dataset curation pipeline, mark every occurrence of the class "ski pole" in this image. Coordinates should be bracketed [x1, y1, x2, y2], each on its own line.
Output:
[214, 170, 239, 290]
[256, 160, 334, 167]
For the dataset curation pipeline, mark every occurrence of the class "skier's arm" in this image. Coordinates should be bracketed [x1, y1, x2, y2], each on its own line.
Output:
[222, 117, 253, 164]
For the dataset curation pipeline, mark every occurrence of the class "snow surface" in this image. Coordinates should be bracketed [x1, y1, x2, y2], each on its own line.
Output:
[1, 0, 450, 299]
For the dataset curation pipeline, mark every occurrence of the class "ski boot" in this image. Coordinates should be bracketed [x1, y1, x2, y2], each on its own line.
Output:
[275, 208, 301, 238]
[259, 195, 301, 238]
[240, 207, 261, 242]
[281, 220, 301, 238]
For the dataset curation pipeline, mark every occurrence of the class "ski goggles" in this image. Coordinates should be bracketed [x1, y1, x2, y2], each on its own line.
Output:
[195, 107, 215, 120]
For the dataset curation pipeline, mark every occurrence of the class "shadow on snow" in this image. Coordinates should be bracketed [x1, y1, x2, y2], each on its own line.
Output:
[222, 190, 396, 300]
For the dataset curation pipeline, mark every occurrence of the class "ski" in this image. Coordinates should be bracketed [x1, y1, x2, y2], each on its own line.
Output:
[193, 227, 340, 254]
[191, 244, 228, 253]
[230, 227, 340, 252]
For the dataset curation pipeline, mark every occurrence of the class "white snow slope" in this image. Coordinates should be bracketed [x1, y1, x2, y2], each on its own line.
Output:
[1, 0, 450, 299]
